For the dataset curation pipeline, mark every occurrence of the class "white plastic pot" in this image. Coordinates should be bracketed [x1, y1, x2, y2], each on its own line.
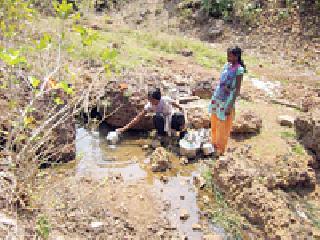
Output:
[179, 139, 200, 158]
[106, 131, 119, 145]
[202, 143, 214, 156]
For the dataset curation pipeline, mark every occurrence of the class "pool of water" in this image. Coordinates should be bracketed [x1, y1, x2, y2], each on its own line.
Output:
[75, 123, 226, 239]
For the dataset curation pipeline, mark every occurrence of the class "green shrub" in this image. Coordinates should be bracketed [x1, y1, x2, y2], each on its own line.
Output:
[201, 0, 233, 18]
[36, 215, 50, 239]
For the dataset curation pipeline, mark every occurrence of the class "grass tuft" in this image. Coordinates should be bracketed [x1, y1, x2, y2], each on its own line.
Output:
[280, 131, 296, 139]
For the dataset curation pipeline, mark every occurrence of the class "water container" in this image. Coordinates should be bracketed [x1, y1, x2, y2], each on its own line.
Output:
[202, 143, 214, 156]
[106, 131, 119, 145]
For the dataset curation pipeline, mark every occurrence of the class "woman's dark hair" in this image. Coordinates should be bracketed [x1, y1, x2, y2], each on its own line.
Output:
[148, 88, 161, 100]
[228, 46, 247, 73]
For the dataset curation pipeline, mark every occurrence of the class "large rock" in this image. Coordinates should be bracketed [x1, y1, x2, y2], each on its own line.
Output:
[177, 0, 201, 9]
[212, 146, 316, 238]
[150, 147, 172, 172]
[207, 20, 224, 39]
[295, 109, 320, 162]
[191, 79, 214, 99]
[277, 115, 295, 127]
[232, 110, 262, 134]
[265, 155, 316, 189]
[186, 107, 210, 129]
[98, 80, 154, 130]
[300, 95, 320, 112]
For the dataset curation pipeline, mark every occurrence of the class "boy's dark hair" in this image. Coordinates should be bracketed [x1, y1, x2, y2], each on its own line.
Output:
[228, 46, 247, 73]
[148, 88, 161, 100]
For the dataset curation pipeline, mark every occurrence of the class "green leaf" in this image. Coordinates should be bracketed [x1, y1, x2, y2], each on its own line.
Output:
[24, 116, 35, 126]
[57, 81, 74, 95]
[73, 25, 86, 35]
[29, 76, 41, 88]
[101, 48, 118, 61]
[36, 215, 50, 239]
[66, 45, 75, 53]
[9, 100, 17, 110]
[53, 0, 74, 19]
[36, 33, 52, 50]
[72, 12, 81, 21]
[0, 48, 26, 66]
[54, 97, 64, 105]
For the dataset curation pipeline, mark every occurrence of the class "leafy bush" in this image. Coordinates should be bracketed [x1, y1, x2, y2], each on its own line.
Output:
[201, 0, 263, 24]
[36, 215, 50, 239]
[201, 0, 233, 18]
[233, 0, 262, 26]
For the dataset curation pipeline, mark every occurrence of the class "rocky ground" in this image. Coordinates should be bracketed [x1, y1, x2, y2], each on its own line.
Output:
[1, 1, 320, 239]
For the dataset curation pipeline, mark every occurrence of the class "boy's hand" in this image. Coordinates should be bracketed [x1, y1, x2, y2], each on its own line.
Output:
[116, 128, 125, 134]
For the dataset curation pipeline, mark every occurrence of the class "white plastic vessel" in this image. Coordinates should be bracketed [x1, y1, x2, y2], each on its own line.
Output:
[106, 131, 119, 145]
[202, 143, 214, 156]
[179, 132, 201, 158]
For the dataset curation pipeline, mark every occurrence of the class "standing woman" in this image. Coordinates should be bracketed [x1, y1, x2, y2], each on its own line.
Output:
[209, 46, 245, 155]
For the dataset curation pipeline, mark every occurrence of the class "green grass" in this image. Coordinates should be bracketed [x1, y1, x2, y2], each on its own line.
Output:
[210, 183, 244, 239]
[201, 167, 245, 239]
[304, 202, 320, 229]
[179, 8, 193, 18]
[120, 30, 230, 69]
[23, 15, 273, 90]
[36, 215, 50, 239]
[280, 130, 296, 139]
[202, 167, 213, 187]
[64, 28, 158, 69]
[64, 26, 230, 70]
[29, 15, 265, 74]
[280, 130, 305, 155]
[279, 79, 290, 85]
[292, 144, 305, 155]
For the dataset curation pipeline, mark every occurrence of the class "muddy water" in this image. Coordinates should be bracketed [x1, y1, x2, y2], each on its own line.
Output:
[75, 123, 221, 239]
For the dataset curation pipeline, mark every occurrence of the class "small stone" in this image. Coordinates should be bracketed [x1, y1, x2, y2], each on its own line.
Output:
[142, 145, 149, 150]
[178, 96, 200, 104]
[177, 49, 193, 57]
[163, 200, 171, 211]
[112, 42, 119, 49]
[106, 19, 113, 24]
[203, 234, 224, 240]
[180, 157, 188, 165]
[278, 115, 295, 127]
[180, 209, 190, 220]
[180, 234, 188, 240]
[151, 140, 161, 149]
[180, 195, 185, 200]
[160, 175, 169, 183]
[90, 221, 104, 228]
[150, 147, 172, 172]
[203, 195, 210, 204]
[199, 176, 206, 189]
[192, 223, 202, 231]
